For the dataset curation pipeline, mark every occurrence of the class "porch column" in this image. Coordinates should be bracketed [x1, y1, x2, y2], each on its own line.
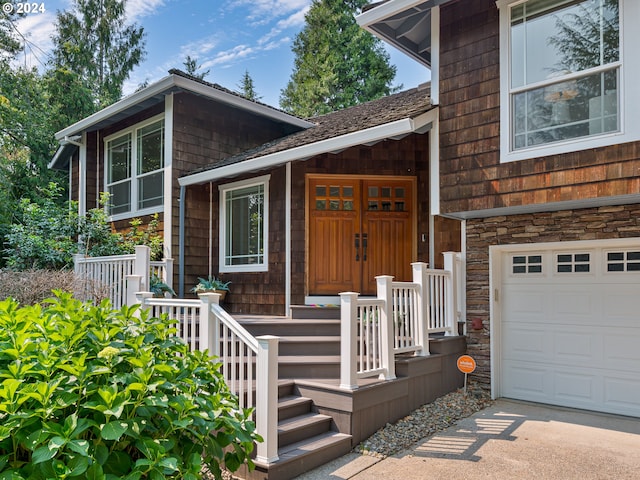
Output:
[442, 252, 459, 336]
[411, 262, 430, 356]
[375, 276, 396, 380]
[255, 335, 279, 464]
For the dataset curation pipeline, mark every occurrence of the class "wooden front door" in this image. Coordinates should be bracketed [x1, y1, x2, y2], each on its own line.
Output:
[308, 176, 414, 295]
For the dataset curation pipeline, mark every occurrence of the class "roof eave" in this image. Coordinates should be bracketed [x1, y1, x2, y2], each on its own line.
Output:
[179, 108, 438, 187]
[55, 74, 312, 140]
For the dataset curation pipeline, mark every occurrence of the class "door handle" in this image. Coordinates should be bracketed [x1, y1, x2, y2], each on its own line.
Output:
[355, 234, 360, 261]
[362, 233, 368, 261]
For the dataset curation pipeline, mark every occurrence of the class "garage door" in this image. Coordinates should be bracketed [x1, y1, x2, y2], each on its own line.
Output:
[499, 241, 640, 417]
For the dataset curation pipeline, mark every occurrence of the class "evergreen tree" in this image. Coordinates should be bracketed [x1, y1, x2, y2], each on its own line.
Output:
[51, 0, 146, 108]
[0, 1, 24, 59]
[280, 0, 398, 118]
[238, 70, 262, 101]
[183, 55, 210, 80]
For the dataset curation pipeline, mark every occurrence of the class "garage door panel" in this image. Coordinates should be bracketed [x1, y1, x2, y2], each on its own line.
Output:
[499, 242, 640, 418]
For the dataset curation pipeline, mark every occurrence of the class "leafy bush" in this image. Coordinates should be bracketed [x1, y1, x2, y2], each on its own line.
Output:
[0, 293, 260, 479]
[4, 186, 165, 269]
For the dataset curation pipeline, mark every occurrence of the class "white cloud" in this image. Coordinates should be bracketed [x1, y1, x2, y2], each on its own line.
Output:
[229, 0, 310, 23]
[203, 44, 256, 68]
[12, 12, 57, 69]
[126, 0, 166, 23]
[179, 35, 220, 59]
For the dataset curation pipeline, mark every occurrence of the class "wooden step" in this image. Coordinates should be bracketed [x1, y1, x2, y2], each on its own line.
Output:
[254, 432, 352, 480]
[239, 318, 340, 337]
[278, 413, 332, 447]
[278, 355, 340, 379]
[289, 305, 340, 320]
[278, 395, 313, 421]
[278, 335, 340, 356]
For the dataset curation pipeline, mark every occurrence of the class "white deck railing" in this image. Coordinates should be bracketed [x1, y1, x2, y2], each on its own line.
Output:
[129, 288, 279, 465]
[340, 255, 462, 390]
[74, 245, 173, 308]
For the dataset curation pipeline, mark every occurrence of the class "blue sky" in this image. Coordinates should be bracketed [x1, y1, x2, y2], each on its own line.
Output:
[15, 0, 429, 108]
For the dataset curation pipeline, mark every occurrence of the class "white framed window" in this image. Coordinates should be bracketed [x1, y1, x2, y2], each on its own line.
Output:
[219, 175, 270, 273]
[105, 115, 165, 219]
[498, 0, 640, 162]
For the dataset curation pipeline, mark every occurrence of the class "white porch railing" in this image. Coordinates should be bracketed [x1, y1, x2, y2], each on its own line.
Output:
[74, 245, 173, 308]
[340, 254, 462, 390]
[128, 286, 279, 465]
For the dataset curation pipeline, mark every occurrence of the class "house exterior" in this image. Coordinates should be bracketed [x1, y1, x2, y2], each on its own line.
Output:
[360, 0, 640, 418]
[51, 70, 461, 316]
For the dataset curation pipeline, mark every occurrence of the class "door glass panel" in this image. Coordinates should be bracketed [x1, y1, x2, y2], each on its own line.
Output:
[343, 186, 353, 197]
[316, 200, 326, 210]
[395, 202, 405, 211]
[368, 201, 378, 210]
[395, 187, 405, 198]
[329, 186, 340, 197]
[343, 200, 353, 211]
[315, 185, 326, 197]
[381, 187, 391, 198]
[329, 200, 340, 210]
[368, 186, 378, 197]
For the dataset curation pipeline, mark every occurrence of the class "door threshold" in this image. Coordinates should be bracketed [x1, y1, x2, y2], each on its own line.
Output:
[305, 296, 340, 306]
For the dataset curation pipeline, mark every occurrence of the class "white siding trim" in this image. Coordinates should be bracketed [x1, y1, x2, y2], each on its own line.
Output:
[164, 94, 174, 259]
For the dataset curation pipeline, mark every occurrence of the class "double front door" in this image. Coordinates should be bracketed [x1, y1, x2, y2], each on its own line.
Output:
[308, 175, 415, 296]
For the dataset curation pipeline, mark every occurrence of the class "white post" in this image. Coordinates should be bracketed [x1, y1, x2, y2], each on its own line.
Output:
[126, 275, 142, 307]
[443, 252, 458, 336]
[255, 335, 279, 464]
[134, 291, 153, 319]
[412, 262, 430, 356]
[376, 276, 396, 380]
[197, 293, 219, 353]
[339, 292, 359, 390]
[73, 253, 86, 300]
[134, 245, 151, 289]
[163, 258, 174, 289]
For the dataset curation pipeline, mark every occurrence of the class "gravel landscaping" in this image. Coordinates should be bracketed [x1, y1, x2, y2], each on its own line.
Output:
[355, 381, 493, 458]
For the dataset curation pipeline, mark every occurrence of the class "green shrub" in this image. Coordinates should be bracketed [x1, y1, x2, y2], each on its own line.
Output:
[0, 293, 260, 479]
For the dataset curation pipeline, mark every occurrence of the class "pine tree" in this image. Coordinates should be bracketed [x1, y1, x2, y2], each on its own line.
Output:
[51, 0, 146, 108]
[238, 70, 262, 101]
[280, 0, 398, 118]
[0, 1, 24, 59]
[183, 55, 210, 80]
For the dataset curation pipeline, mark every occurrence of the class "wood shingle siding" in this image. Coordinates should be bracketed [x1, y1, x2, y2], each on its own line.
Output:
[439, 0, 640, 216]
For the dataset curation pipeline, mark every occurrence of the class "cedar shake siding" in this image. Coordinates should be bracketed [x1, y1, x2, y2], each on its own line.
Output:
[438, 0, 640, 215]
[183, 131, 449, 315]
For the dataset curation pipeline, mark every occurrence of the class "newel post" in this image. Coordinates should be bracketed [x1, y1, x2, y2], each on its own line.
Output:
[134, 245, 151, 289]
[339, 292, 359, 390]
[411, 262, 430, 355]
[163, 258, 174, 289]
[134, 291, 153, 319]
[255, 335, 279, 464]
[442, 252, 458, 336]
[126, 275, 142, 307]
[197, 293, 219, 353]
[376, 276, 396, 380]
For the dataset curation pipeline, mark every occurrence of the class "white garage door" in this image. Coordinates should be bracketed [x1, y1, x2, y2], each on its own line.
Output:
[499, 240, 640, 417]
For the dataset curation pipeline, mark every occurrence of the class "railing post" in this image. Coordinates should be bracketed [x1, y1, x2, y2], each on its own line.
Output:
[411, 262, 430, 356]
[126, 275, 142, 307]
[442, 252, 458, 336]
[255, 335, 279, 464]
[339, 292, 359, 390]
[134, 291, 153, 319]
[73, 253, 86, 301]
[134, 245, 151, 289]
[376, 276, 396, 380]
[163, 257, 174, 289]
[197, 293, 219, 353]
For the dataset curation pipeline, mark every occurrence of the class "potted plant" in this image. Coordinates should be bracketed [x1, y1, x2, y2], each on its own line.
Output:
[149, 274, 176, 298]
[191, 275, 231, 301]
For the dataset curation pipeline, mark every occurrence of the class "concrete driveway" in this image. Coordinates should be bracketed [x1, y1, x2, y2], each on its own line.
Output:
[295, 399, 640, 479]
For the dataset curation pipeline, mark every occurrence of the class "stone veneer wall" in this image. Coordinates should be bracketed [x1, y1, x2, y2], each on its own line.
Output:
[465, 204, 640, 386]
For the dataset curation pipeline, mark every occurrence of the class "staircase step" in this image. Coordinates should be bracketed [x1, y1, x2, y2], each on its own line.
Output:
[256, 432, 352, 480]
[278, 412, 334, 448]
[290, 305, 340, 320]
[278, 355, 341, 379]
[240, 319, 340, 337]
[278, 336, 341, 356]
[278, 395, 313, 421]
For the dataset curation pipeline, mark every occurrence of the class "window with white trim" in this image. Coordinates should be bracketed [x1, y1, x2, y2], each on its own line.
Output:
[106, 117, 165, 217]
[498, 0, 640, 162]
[219, 175, 269, 272]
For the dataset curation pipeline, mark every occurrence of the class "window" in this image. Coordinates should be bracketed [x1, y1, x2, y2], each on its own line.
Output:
[556, 253, 590, 273]
[220, 175, 270, 272]
[512, 254, 543, 274]
[607, 251, 640, 272]
[498, 0, 640, 162]
[105, 117, 165, 217]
